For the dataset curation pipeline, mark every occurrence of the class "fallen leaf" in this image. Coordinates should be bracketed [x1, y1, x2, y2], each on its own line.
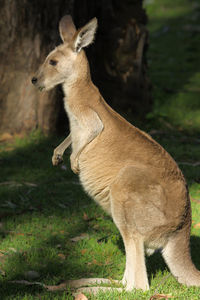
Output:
[83, 212, 89, 221]
[92, 259, 102, 266]
[70, 233, 89, 242]
[74, 293, 88, 300]
[87, 259, 102, 266]
[150, 294, 174, 299]
[58, 253, 66, 260]
[194, 223, 200, 229]
[81, 249, 87, 255]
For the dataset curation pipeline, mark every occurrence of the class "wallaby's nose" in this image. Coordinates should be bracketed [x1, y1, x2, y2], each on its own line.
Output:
[31, 77, 37, 85]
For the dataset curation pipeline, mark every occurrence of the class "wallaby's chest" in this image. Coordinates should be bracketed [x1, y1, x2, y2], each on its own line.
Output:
[65, 104, 85, 152]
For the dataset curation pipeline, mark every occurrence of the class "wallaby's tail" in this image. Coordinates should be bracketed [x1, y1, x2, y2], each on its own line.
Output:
[162, 224, 200, 286]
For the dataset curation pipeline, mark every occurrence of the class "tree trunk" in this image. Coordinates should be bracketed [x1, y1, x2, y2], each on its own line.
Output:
[0, 0, 151, 136]
[74, 0, 151, 119]
[0, 0, 74, 135]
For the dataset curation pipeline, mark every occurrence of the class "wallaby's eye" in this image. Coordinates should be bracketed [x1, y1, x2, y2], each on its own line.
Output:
[49, 59, 58, 66]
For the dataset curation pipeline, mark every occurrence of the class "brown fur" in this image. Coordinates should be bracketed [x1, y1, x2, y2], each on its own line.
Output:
[32, 15, 200, 291]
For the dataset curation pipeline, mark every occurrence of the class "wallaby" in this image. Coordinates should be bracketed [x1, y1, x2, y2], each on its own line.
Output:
[32, 15, 200, 292]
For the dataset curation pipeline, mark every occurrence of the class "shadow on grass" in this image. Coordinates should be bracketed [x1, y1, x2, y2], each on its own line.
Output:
[146, 234, 200, 285]
[0, 135, 82, 216]
[191, 235, 200, 270]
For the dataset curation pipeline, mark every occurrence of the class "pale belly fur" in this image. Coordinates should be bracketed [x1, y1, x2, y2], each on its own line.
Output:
[77, 141, 124, 215]
[78, 159, 113, 215]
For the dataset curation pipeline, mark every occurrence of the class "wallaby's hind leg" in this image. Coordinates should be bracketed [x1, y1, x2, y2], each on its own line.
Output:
[110, 192, 149, 291]
[110, 166, 169, 291]
[162, 222, 200, 286]
[122, 231, 149, 291]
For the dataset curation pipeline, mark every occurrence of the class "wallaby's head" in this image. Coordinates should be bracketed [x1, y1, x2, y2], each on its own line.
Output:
[32, 15, 97, 91]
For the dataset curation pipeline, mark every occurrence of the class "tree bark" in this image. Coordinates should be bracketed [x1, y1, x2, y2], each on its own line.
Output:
[0, 0, 74, 134]
[0, 0, 151, 135]
[74, 0, 151, 118]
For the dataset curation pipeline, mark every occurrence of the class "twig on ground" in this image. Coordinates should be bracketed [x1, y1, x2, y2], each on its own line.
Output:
[0, 181, 37, 187]
[178, 161, 200, 167]
[150, 274, 172, 299]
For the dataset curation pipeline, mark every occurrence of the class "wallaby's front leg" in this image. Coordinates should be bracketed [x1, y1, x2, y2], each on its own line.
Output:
[52, 134, 71, 166]
[70, 109, 104, 174]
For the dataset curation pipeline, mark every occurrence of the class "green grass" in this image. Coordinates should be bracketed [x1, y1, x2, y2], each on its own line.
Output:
[145, 0, 200, 132]
[0, 130, 199, 300]
[0, 0, 200, 298]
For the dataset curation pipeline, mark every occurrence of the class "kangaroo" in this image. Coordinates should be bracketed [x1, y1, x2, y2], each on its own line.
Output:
[32, 15, 200, 292]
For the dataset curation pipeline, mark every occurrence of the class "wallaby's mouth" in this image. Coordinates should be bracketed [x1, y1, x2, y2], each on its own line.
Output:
[31, 76, 45, 92]
[38, 86, 45, 92]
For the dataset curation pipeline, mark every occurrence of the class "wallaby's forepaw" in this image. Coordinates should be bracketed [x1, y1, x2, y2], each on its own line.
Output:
[52, 153, 63, 166]
[70, 154, 80, 174]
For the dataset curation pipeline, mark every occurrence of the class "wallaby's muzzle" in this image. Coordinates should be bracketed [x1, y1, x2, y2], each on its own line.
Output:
[31, 77, 37, 85]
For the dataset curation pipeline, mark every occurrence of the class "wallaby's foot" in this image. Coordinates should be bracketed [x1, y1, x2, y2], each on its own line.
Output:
[75, 286, 123, 295]
[122, 274, 149, 291]
[70, 154, 79, 174]
[66, 278, 122, 295]
[52, 152, 63, 166]
[66, 278, 120, 288]
[122, 278, 135, 292]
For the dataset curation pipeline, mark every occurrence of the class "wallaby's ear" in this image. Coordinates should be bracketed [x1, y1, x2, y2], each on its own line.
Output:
[59, 15, 77, 43]
[73, 18, 98, 53]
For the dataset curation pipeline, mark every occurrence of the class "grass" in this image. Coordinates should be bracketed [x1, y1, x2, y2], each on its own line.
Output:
[145, 0, 200, 132]
[0, 0, 200, 298]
